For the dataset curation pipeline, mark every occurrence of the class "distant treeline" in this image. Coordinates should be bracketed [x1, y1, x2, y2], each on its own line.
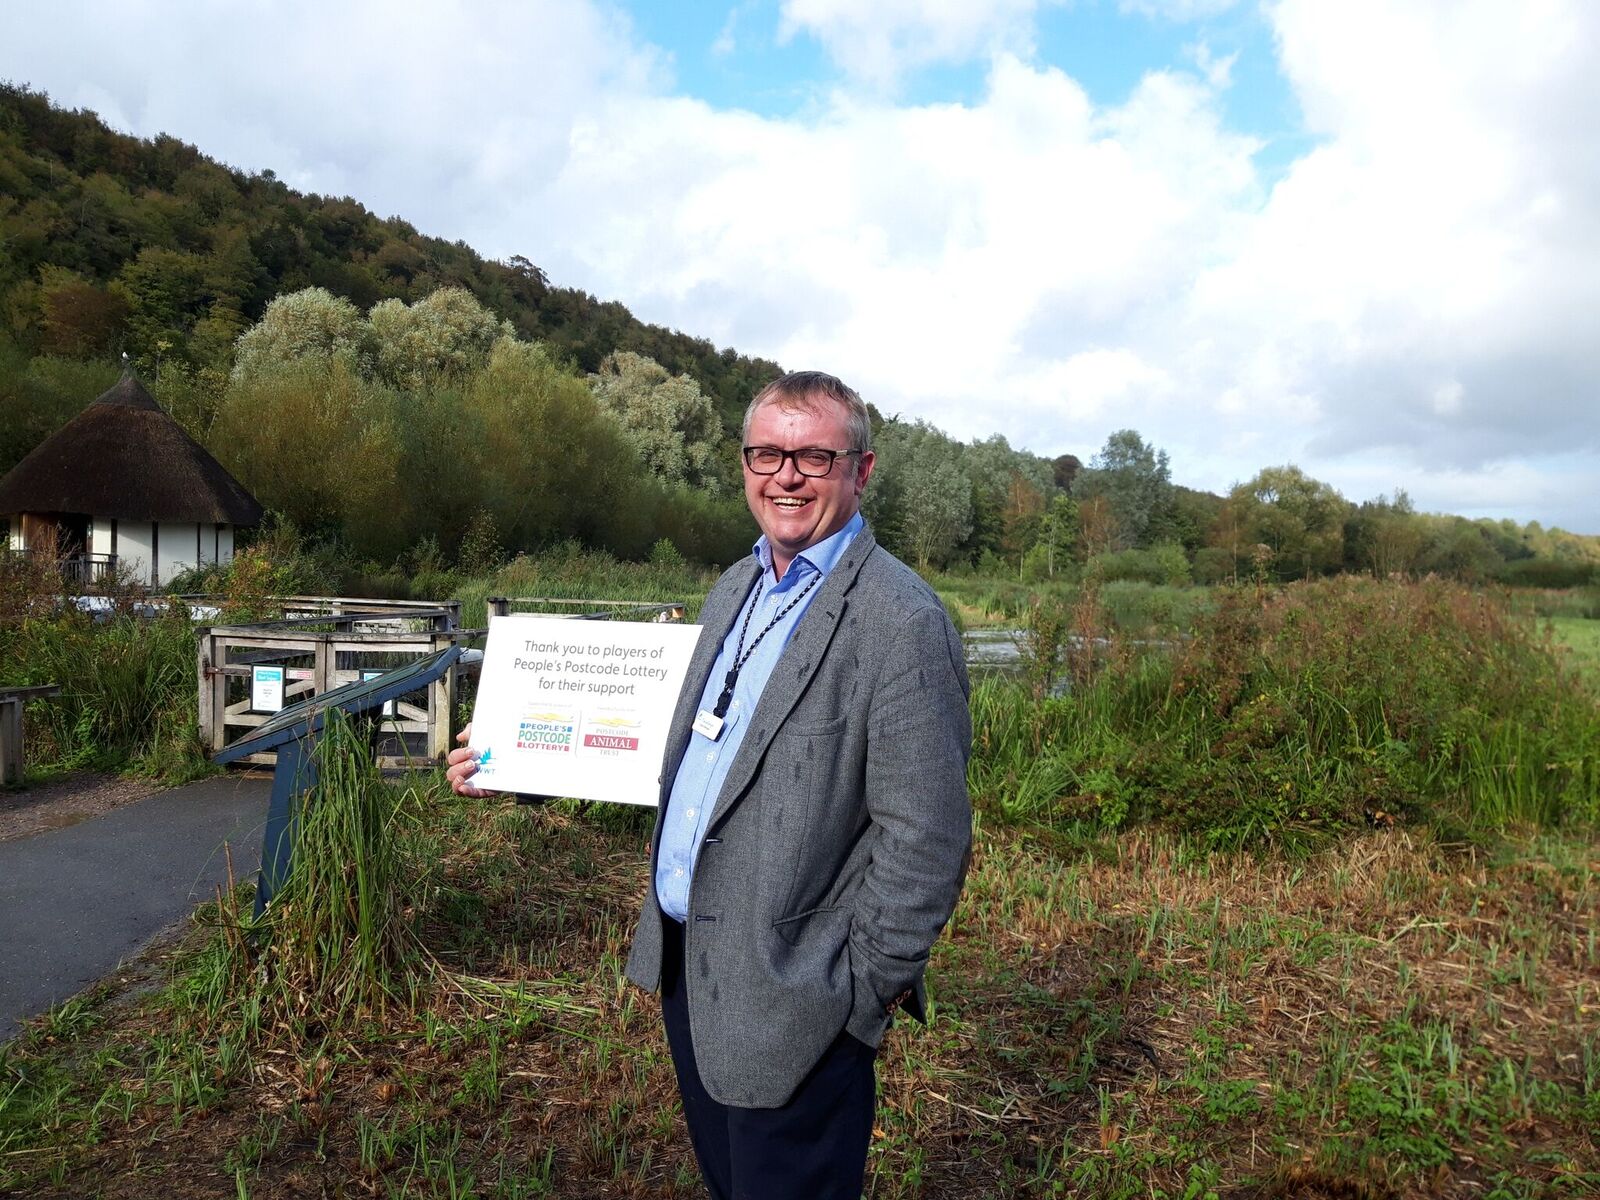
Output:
[2, 84, 1596, 585]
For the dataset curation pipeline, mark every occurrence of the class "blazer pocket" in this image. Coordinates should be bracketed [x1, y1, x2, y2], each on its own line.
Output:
[771, 904, 846, 948]
[780, 714, 847, 738]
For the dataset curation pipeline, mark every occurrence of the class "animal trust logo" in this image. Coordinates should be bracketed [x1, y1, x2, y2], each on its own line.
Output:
[583, 713, 642, 752]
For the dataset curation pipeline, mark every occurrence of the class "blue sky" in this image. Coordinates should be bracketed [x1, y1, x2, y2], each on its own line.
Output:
[3, 1, 1597, 531]
[631, 1, 1315, 176]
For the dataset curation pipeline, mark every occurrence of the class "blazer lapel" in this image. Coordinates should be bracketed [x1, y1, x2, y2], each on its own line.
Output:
[707, 528, 878, 829]
[657, 558, 761, 807]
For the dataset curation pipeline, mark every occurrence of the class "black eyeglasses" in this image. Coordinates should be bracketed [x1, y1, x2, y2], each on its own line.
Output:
[742, 446, 863, 477]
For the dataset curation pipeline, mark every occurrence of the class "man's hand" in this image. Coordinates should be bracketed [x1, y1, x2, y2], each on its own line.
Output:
[445, 723, 493, 798]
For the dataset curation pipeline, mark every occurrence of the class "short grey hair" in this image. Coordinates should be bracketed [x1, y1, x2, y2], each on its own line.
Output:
[742, 371, 872, 455]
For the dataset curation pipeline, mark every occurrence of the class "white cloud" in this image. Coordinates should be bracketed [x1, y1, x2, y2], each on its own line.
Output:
[1185, 41, 1238, 89]
[777, 0, 1050, 90]
[2, 0, 1598, 530]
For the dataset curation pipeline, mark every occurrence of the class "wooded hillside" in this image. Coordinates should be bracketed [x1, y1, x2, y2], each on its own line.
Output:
[0, 83, 781, 433]
[3, 83, 1596, 585]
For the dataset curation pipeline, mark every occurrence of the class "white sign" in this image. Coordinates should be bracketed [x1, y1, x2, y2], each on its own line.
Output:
[251, 665, 285, 713]
[360, 670, 398, 718]
[468, 616, 701, 806]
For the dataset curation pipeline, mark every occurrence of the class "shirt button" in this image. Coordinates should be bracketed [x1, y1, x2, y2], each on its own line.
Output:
[685, 808, 697, 819]
[674, 867, 683, 877]
[705, 751, 715, 762]
[731, 699, 741, 709]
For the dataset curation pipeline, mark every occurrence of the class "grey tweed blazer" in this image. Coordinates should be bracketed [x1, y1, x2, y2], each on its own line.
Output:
[624, 526, 972, 1109]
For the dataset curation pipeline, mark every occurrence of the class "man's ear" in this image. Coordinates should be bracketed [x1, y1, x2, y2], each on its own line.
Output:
[854, 449, 877, 497]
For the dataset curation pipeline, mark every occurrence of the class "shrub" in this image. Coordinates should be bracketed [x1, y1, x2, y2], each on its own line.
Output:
[3, 610, 197, 772]
[969, 577, 1600, 849]
[1088, 543, 1191, 586]
[1493, 558, 1596, 589]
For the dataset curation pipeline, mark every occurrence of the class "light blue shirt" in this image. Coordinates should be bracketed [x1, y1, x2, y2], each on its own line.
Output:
[655, 512, 864, 921]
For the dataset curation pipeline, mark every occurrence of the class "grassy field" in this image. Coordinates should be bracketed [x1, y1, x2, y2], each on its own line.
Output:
[0, 789, 1595, 1198]
[1546, 617, 1600, 688]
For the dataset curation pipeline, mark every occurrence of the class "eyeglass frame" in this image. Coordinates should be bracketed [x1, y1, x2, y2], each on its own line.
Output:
[741, 445, 864, 477]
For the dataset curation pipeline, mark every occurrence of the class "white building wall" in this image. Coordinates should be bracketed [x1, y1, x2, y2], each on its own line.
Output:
[119, 520, 154, 585]
[155, 521, 202, 586]
[218, 525, 235, 564]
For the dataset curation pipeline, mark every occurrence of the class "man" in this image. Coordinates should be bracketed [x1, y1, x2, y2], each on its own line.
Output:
[450, 371, 971, 1199]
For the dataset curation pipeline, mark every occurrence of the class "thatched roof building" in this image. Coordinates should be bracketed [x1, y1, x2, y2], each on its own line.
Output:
[0, 368, 262, 586]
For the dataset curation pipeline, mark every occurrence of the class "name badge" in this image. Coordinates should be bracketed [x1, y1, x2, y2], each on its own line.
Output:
[693, 709, 725, 741]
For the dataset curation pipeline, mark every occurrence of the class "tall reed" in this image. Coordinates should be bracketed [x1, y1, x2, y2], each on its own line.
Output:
[247, 711, 420, 1020]
[970, 577, 1600, 847]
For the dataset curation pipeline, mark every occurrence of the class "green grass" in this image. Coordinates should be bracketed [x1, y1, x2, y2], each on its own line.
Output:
[0, 609, 211, 782]
[1546, 616, 1600, 689]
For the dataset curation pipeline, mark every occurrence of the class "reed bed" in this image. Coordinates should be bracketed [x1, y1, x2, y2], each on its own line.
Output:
[970, 577, 1600, 849]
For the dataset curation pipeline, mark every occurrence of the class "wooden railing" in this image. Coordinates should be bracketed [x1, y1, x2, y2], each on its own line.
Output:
[1, 549, 120, 589]
[197, 605, 464, 769]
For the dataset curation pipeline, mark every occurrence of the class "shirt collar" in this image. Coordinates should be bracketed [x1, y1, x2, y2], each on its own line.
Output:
[753, 511, 864, 587]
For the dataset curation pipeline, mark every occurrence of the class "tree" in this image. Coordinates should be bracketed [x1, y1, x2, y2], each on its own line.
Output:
[588, 351, 726, 492]
[231, 286, 371, 380]
[999, 472, 1045, 566]
[1073, 429, 1173, 550]
[1230, 465, 1349, 579]
[369, 287, 512, 388]
[1034, 494, 1078, 577]
[115, 246, 208, 365]
[899, 455, 973, 571]
[1052, 453, 1082, 493]
[39, 271, 127, 356]
[1344, 491, 1422, 577]
[1078, 494, 1118, 559]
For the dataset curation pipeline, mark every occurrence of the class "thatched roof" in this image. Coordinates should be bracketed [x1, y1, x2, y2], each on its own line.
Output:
[0, 369, 263, 525]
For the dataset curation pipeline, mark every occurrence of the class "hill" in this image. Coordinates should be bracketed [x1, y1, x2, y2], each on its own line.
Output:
[0, 82, 781, 432]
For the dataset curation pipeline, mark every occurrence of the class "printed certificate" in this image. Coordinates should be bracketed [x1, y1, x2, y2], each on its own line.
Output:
[467, 615, 701, 806]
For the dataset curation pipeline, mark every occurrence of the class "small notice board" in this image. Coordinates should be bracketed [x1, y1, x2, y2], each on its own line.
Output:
[250, 665, 285, 713]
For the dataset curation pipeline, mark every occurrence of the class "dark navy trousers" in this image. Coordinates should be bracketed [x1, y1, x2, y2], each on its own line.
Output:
[659, 917, 877, 1200]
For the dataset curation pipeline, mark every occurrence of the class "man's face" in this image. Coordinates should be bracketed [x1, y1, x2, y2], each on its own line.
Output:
[743, 395, 875, 574]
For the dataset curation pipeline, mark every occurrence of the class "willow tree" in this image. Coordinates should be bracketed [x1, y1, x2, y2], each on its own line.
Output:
[588, 351, 726, 492]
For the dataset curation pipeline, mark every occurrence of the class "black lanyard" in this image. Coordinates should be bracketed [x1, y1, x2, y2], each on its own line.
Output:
[712, 570, 822, 719]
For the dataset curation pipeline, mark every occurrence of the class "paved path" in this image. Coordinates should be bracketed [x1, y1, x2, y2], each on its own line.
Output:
[0, 774, 270, 1043]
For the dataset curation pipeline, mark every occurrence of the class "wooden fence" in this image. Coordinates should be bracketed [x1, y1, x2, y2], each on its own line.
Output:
[199, 597, 688, 769]
[197, 602, 465, 769]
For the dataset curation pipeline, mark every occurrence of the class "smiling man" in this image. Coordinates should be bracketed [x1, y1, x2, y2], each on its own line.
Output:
[624, 370, 973, 1199]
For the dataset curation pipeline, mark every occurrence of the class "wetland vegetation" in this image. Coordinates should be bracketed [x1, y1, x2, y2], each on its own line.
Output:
[2, 560, 1596, 1198]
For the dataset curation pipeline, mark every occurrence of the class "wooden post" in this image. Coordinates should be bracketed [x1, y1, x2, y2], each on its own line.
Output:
[195, 627, 212, 754]
[427, 631, 456, 762]
[197, 628, 231, 753]
[313, 634, 334, 698]
[0, 698, 21, 786]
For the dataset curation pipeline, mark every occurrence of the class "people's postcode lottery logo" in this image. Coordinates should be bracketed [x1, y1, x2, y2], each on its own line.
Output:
[517, 711, 575, 752]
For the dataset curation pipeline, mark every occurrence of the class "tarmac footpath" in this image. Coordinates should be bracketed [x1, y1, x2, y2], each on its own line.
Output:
[0, 773, 270, 1043]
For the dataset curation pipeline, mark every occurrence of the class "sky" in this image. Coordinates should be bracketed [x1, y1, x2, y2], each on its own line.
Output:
[4, 0, 1598, 532]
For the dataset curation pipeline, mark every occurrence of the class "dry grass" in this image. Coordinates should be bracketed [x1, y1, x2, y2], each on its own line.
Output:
[3, 787, 1595, 1199]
